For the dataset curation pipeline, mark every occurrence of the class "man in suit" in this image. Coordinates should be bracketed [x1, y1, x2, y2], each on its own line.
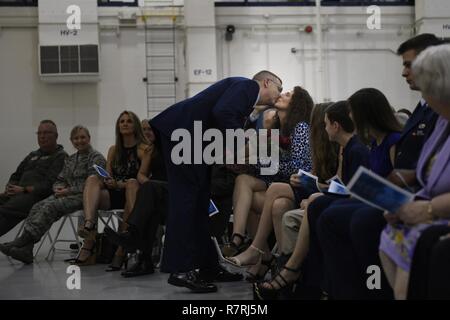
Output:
[150, 71, 282, 293]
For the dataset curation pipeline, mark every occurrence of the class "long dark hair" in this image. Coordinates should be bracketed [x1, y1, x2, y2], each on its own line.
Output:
[348, 88, 402, 144]
[114, 110, 148, 166]
[310, 103, 340, 181]
[280, 86, 314, 137]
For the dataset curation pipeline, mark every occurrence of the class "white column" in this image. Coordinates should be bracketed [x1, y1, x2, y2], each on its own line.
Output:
[184, 0, 218, 97]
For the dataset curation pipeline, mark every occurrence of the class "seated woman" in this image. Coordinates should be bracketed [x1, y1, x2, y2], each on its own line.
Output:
[223, 86, 314, 257]
[104, 118, 167, 277]
[379, 44, 450, 300]
[225, 103, 339, 282]
[0, 125, 105, 264]
[74, 111, 151, 269]
[255, 99, 373, 299]
[109, 161, 167, 277]
[141, 119, 156, 144]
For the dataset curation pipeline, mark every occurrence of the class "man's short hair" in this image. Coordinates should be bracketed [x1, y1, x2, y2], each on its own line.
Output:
[39, 119, 58, 133]
[397, 33, 443, 55]
[252, 70, 282, 84]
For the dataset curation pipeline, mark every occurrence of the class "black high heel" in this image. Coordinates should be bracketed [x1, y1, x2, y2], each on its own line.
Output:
[121, 251, 154, 278]
[67, 240, 96, 266]
[254, 265, 302, 300]
[221, 233, 249, 257]
[105, 252, 128, 272]
[245, 255, 277, 283]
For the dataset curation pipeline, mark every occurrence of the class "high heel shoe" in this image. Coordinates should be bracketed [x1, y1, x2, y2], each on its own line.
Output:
[221, 233, 250, 257]
[105, 253, 128, 272]
[70, 240, 96, 266]
[78, 219, 97, 239]
[121, 252, 154, 278]
[225, 245, 264, 268]
[245, 255, 277, 283]
[254, 265, 302, 300]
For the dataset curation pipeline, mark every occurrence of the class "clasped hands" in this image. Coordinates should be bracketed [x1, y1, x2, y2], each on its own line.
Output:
[104, 178, 124, 190]
[384, 200, 433, 226]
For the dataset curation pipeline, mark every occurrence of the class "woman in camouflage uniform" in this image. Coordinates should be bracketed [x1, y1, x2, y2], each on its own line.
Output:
[0, 125, 106, 264]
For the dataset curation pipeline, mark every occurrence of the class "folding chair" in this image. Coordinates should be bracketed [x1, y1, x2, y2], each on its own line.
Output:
[97, 209, 124, 232]
[42, 210, 84, 261]
[42, 209, 123, 261]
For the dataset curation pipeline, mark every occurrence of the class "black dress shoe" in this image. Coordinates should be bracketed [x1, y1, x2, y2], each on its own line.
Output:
[121, 253, 154, 278]
[104, 226, 139, 252]
[168, 271, 218, 293]
[199, 265, 243, 283]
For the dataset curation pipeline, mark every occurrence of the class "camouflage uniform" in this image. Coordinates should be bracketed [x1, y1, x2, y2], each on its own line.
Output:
[0, 145, 67, 236]
[23, 146, 106, 242]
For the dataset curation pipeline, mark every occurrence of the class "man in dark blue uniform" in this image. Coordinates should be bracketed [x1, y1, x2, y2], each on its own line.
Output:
[150, 71, 282, 293]
[388, 33, 441, 188]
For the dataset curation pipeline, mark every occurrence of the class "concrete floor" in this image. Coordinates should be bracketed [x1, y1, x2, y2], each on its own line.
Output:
[0, 250, 254, 300]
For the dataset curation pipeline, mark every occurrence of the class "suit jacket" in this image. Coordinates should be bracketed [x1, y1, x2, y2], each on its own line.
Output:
[150, 77, 260, 138]
[416, 116, 450, 199]
[395, 102, 438, 170]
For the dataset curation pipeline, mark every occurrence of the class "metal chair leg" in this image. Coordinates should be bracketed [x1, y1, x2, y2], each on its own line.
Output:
[46, 216, 67, 261]
[34, 230, 54, 259]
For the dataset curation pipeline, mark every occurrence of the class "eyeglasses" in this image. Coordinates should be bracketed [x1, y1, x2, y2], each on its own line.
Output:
[268, 79, 283, 93]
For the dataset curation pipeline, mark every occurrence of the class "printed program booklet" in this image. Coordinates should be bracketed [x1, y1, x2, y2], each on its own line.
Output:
[93, 164, 111, 179]
[298, 170, 349, 195]
[209, 199, 219, 217]
[346, 166, 415, 213]
[298, 169, 322, 192]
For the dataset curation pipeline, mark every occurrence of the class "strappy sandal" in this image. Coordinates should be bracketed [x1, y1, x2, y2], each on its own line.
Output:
[78, 219, 97, 239]
[245, 255, 277, 283]
[225, 244, 264, 268]
[221, 233, 249, 257]
[66, 240, 96, 266]
[254, 265, 302, 300]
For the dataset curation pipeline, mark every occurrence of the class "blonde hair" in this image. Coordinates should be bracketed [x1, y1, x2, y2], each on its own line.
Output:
[70, 125, 90, 139]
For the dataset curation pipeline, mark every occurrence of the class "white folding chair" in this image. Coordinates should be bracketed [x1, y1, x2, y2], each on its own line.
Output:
[97, 209, 124, 232]
[42, 210, 84, 261]
[42, 209, 123, 261]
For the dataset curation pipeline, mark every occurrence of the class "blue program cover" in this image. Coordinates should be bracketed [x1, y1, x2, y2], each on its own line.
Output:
[327, 180, 350, 195]
[326, 175, 345, 186]
[209, 199, 219, 217]
[298, 169, 321, 193]
[93, 164, 111, 179]
[347, 166, 414, 213]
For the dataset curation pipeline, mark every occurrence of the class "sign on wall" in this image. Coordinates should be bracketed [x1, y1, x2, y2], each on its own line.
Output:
[38, 0, 98, 45]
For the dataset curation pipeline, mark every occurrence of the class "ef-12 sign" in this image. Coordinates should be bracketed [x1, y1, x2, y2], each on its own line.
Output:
[193, 69, 213, 76]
